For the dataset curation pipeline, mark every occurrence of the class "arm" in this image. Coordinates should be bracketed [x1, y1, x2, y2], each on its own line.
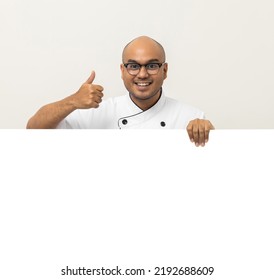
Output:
[26, 71, 104, 129]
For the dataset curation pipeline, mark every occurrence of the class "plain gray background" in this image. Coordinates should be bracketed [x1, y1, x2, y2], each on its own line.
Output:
[1, 0, 273, 128]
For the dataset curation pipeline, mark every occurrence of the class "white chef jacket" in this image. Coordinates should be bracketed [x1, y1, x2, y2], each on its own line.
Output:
[57, 91, 205, 129]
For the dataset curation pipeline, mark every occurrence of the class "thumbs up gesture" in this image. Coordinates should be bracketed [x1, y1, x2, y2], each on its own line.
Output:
[71, 71, 104, 109]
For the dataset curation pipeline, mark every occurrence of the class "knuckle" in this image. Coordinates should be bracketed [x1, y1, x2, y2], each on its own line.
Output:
[187, 126, 192, 132]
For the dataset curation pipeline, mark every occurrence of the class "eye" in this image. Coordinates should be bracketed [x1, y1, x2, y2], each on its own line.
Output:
[127, 63, 140, 70]
[146, 63, 159, 70]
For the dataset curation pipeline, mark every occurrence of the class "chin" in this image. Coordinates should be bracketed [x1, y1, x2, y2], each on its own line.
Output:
[130, 91, 154, 101]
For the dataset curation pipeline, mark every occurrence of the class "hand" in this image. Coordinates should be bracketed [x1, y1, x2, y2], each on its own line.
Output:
[187, 119, 215, 147]
[71, 71, 104, 109]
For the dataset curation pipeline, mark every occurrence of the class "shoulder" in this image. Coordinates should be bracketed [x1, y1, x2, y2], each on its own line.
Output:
[57, 95, 128, 129]
[160, 95, 205, 128]
[164, 96, 204, 115]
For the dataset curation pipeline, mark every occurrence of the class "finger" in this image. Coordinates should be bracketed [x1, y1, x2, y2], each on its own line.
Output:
[91, 99, 100, 108]
[97, 91, 104, 98]
[92, 90, 104, 98]
[190, 119, 199, 145]
[205, 121, 215, 143]
[187, 122, 194, 142]
[93, 96, 102, 103]
[86, 71, 95, 84]
[193, 126, 199, 146]
[205, 127, 210, 143]
[198, 123, 205, 146]
[94, 85, 104, 92]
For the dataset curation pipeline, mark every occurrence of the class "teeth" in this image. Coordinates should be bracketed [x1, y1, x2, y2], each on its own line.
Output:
[136, 83, 150, 86]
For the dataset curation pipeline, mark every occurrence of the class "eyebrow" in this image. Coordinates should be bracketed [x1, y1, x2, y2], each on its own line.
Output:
[126, 59, 161, 63]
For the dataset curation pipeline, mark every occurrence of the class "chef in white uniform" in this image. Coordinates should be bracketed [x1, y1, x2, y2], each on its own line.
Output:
[55, 90, 204, 130]
[27, 36, 214, 146]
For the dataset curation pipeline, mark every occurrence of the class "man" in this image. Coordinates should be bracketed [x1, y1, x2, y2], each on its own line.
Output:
[27, 36, 214, 146]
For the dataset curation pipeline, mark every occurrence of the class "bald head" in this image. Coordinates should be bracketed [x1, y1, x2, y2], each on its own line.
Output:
[122, 36, 166, 63]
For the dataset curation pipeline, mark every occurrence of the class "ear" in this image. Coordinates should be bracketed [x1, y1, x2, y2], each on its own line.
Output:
[163, 63, 168, 80]
[120, 63, 125, 80]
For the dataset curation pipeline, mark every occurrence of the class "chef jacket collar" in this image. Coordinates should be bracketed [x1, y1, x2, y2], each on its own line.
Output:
[118, 89, 166, 128]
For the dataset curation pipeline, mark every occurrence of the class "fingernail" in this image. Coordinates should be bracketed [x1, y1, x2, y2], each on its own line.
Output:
[195, 142, 199, 147]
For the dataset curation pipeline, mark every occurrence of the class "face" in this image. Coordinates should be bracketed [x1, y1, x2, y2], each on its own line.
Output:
[120, 38, 168, 106]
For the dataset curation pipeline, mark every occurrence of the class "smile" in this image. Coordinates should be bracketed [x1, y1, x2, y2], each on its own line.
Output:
[135, 82, 152, 86]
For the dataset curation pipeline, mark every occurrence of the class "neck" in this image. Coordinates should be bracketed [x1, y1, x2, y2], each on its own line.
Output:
[129, 89, 162, 111]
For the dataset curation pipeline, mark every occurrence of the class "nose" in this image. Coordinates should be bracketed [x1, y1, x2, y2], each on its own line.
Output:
[137, 65, 149, 78]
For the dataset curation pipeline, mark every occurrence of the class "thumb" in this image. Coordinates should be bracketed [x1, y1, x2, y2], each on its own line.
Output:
[85, 71, 95, 84]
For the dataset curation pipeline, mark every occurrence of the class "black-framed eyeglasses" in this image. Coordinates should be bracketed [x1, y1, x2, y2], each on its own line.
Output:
[123, 62, 166, 75]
